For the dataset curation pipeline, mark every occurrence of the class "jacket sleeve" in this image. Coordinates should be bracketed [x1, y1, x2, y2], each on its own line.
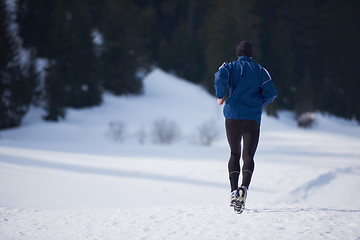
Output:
[260, 67, 278, 106]
[214, 62, 231, 99]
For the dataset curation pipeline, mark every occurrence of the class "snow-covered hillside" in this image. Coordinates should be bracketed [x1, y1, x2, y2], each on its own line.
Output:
[1, 69, 360, 239]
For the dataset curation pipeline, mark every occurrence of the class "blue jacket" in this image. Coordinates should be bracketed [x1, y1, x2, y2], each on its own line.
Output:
[214, 56, 278, 124]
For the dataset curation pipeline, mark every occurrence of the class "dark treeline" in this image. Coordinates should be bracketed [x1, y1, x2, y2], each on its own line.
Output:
[1, 0, 359, 129]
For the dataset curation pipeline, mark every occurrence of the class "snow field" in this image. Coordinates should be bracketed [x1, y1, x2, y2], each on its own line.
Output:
[1, 206, 359, 240]
[0, 68, 360, 239]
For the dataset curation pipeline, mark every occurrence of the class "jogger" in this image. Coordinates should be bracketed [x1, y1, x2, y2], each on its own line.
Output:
[214, 40, 278, 213]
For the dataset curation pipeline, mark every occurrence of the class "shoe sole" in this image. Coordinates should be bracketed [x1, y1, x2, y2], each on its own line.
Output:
[234, 200, 245, 213]
[234, 188, 246, 214]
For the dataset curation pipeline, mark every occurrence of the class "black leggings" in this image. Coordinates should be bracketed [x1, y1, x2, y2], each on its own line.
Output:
[225, 119, 260, 191]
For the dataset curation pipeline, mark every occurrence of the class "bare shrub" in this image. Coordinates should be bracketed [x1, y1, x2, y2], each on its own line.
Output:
[109, 121, 126, 142]
[136, 127, 147, 144]
[197, 119, 219, 146]
[151, 118, 181, 144]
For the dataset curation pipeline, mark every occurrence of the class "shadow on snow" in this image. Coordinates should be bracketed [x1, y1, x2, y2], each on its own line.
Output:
[0, 155, 228, 189]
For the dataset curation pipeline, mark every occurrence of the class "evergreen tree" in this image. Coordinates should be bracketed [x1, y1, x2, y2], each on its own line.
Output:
[43, 61, 66, 121]
[321, 0, 360, 121]
[294, 64, 314, 116]
[256, 0, 295, 115]
[17, 0, 102, 120]
[154, 0, 208, 83]
[98, 0, 144, 95]
[171, 21, 205, 83]
[0, 1, 35, 129]
[257, 0, 324, 117]
[201, 0, 260, 92]
[60, 0, 102, 108]
[288, 0, 322, 117]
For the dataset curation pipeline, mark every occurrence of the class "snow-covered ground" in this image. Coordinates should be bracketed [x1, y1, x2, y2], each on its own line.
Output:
[1, 69, 360, 239]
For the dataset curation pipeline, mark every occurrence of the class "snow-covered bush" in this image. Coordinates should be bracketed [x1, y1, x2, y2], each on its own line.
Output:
[297, 112, 316, 128]
[151, 118, 181, 144]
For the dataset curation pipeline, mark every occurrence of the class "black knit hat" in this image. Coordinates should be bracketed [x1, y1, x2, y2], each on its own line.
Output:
[236, 41, 253, 57]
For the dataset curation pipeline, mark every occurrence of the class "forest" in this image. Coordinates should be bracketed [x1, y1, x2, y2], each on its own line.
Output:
[1, 0, 359, 129]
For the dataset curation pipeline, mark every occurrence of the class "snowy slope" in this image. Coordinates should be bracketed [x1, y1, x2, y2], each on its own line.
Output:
[0, 68, 360, 239]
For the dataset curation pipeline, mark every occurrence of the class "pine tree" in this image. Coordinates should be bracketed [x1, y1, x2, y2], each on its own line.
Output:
[201, 0, 260, 92]
[156, 0, 209, 84]
[99, 0, 144, 95]
[61, 0, 102, 108]
[17, 0, 102, 121]
[0, 1, 35, 129]
[257, 0, 295, 114]
[294, 64, 314, 116]
[321, 0, 360, 121]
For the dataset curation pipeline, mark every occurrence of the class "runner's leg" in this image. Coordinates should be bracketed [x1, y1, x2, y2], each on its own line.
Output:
[225, 119, 242, 192]
[241, 120, 260, 188]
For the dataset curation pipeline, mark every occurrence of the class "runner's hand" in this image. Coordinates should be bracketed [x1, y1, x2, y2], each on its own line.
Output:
[217, 98, 225, 105]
